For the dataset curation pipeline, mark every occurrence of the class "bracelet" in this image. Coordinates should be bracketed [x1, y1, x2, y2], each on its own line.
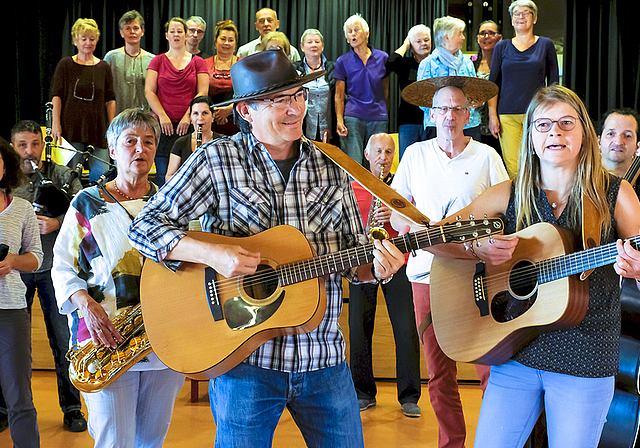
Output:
[465, 242, 484, 263]
[370, 263, 382, 284]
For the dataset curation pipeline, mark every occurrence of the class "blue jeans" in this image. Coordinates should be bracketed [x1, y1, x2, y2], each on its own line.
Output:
[474, 360, 614, 448]
[341, 117, 388, 166]
[398, 124, 428, 160]
[209, 361, 364, 448]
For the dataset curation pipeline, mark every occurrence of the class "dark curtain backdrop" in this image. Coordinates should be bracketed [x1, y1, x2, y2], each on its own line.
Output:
[564, 0, 640, 124]
[6, 1, 640, 142]
[6, 0, 447, 141]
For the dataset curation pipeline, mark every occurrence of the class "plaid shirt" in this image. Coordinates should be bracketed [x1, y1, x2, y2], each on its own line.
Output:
[129, 132, 367, 372]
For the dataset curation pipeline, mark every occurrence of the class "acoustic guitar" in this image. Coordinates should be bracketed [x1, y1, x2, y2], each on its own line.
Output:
[430, 222, 640, 366]
[140, 219, 503, 380]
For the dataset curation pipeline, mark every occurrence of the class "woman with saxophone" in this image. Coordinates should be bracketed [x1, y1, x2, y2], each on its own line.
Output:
[53, 109, 184, 448]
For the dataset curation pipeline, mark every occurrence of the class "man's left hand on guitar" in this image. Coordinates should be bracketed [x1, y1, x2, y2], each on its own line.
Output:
[614, 236, 640, 280]
[370, 238, 405, 281]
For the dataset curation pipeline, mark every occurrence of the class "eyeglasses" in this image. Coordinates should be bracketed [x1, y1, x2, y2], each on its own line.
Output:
[513, 11, 532, 18]
[532, 116, 578, 133]
[188, 28, 205, 35]
[478, 30, 497, 37]
[432, 106, 467, 115]
[255, 88, 308, 108]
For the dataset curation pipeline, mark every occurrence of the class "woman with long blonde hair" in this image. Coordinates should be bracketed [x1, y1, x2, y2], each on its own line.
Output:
[419, 84, 640, 446]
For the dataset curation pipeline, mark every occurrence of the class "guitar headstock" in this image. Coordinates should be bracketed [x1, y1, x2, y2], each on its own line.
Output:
[442, 216, 504, 244]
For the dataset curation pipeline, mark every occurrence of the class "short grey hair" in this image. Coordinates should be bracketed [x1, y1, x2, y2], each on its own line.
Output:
[106, 109, 161, 148]
[433, 16, 466, 49]
[343, 13, 369, 38]
[300, 28, 323, 46]
[187, 16, 207, 31]
[508, 0, 538, 20]
[407, 24, 431, 44]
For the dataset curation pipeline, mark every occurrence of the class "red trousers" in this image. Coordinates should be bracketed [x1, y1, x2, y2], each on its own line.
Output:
[412, 282, 490, 448]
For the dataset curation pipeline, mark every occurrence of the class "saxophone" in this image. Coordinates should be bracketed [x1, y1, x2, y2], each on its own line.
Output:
[66, 303, 152, 393]
[365, 165, 390, 242]
[196, 124, 203, 148]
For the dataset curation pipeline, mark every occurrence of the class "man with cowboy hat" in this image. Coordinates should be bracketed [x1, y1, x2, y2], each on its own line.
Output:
[391, 75, 508, 448]
[129, 48, 404, 447]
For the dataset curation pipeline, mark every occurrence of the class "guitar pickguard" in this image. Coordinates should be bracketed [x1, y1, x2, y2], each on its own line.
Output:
[224, 291, 285, 330]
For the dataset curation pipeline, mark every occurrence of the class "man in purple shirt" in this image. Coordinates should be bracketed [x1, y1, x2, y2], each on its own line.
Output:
[334, 13, 389, 166]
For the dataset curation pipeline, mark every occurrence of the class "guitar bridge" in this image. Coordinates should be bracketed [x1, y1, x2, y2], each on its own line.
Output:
[473, 263, 490, 317]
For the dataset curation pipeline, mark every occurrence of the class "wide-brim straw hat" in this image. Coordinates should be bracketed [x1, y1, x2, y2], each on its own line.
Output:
[401, 76, 499, 108]
[213, 48, 326, 107]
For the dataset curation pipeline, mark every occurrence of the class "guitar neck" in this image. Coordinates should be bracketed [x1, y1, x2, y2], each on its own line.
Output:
[277, 227, 447, 286]
[538, 235, 640, 284]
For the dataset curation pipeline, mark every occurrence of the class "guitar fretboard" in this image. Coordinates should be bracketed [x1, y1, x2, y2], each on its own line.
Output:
[276, 219, 502, 286]
[537, 235, 640, 284]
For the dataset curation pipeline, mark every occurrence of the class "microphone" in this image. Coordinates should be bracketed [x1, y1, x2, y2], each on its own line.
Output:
[95, 165, 117, 186]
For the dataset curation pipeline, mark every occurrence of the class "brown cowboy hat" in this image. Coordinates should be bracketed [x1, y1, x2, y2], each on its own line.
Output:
[401, 76, 498, 109]
[213, 48, 326, 107]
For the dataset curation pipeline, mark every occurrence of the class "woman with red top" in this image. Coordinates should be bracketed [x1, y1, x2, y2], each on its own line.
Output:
[145, 17, 208, 186]
[205, 20, 241, 136]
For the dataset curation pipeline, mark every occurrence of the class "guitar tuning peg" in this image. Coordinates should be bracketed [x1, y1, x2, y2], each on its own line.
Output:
[476, 240, 482, 247]
[489, 236, 495, 244]
[469, 214, 475, 220]
[484, 214, 488, 218]
[456, 216, 462, 221]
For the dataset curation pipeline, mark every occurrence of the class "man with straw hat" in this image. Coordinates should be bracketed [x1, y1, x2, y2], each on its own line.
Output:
[129, 48, 404, 447]
[392, 75, 508, 448]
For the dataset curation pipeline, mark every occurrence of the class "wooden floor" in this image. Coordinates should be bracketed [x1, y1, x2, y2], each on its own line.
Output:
[0, 371, 483, 447]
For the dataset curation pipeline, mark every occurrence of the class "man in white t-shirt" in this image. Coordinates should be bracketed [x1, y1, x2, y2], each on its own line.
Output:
[237, 7, 301, 62]
[391, 77, 508, 448]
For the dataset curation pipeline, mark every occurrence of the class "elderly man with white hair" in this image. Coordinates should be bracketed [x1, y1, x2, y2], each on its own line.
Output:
[416, 16, 481, 143]
[387, 24, 432, 159]
[334, 13, 389, 166]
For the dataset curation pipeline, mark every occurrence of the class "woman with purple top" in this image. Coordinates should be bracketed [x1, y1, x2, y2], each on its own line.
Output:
[488, 0, 559, 177]
[334, 13, 389, 166]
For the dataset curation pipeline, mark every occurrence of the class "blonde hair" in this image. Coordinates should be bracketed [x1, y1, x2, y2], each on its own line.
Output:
[71, 18, 100, 42]
[259, 31, 291, 57]
[514, 85, 611, 234]
[214, 19, 238, 42]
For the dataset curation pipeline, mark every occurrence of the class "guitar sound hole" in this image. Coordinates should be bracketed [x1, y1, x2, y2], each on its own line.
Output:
[509, 260, 537, 298]
[491, 260, 538, 323]
[242, 264, 278, 301]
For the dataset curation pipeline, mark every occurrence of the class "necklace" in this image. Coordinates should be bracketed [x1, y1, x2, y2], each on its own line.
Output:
[124, 46, 142, 58]
[306, 58, 322, 70]
[114, 179, 148, 200]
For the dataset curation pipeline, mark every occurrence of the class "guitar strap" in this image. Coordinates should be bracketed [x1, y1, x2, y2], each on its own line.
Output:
[312, 140, 431, 225]
[580, 193, 601, 281]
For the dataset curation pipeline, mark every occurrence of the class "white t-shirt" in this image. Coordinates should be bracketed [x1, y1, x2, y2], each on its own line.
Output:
[237, 37, 301, 62]
[391, 138, 508, 283]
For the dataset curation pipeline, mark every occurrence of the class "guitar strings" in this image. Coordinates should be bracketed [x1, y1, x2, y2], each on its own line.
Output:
[204, 222, 495, 297]
[477, 235, 640, 294]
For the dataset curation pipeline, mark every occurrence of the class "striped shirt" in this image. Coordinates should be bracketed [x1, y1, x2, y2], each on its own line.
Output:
[129, 132, 367, 372]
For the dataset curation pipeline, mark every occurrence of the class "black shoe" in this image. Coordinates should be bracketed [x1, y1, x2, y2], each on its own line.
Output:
[0, 413, 7, 433]
[63, 410, 87, 432]
[358, 397, 376, 411]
